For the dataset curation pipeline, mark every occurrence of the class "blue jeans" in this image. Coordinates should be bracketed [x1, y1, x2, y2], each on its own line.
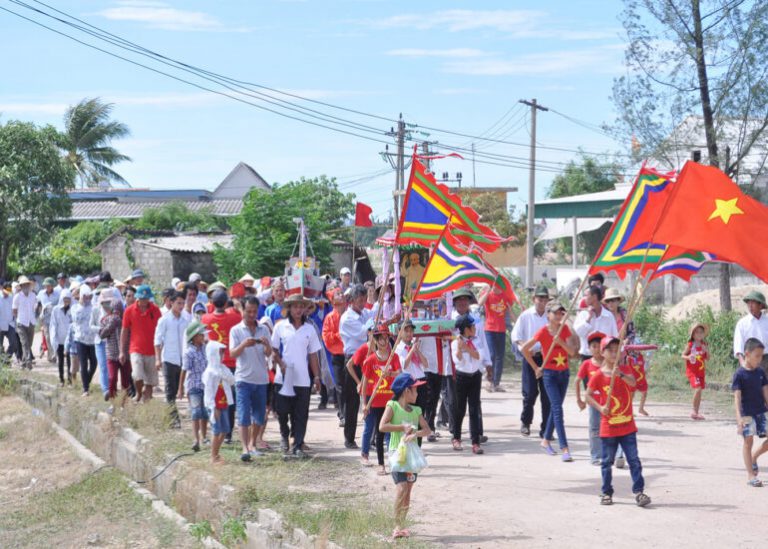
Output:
[361, 406, 386, 465]
[601, 432, 644, 496]
[96, 341, 108, 395]
[485, 331, 506, 386]
[235, 382, 267, 427]
[589, 405, 602, 462]
[542, 369, 569, 449]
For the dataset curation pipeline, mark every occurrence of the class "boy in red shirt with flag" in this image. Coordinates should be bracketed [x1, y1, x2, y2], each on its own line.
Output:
[586, 336, 652, 507]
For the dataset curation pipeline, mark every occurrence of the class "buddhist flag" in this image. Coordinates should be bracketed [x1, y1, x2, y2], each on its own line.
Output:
[626, 161, 768, 283]
[354, 202, 373, 227]
[417, 228, 517, 304]
[396, 155, 502, 253]
[589, 166, 715, 281]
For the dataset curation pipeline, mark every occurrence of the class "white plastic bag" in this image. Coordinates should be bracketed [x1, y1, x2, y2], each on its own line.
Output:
[389, 439, 428, 474]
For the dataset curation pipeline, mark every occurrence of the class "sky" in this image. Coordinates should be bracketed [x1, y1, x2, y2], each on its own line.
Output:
[0, 0, 632, 218]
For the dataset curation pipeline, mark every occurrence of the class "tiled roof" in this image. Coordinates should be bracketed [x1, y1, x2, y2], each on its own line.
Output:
[136, 234, 234, 253]
[68, 199, 243, 221]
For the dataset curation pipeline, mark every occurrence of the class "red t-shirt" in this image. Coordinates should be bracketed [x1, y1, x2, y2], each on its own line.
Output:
[352, 343, 370, 367]
[361, 352, 401, 408]
[576, 358, 602, 383]
[587, 367, 638, 438]
[684, 341, 708, 376]
[121, 302, 162, 356]
[202, 310, 241, 370]
[625, 353, 647, 392]
[484, 291, 508, 333]
[533, 325, 572, 371]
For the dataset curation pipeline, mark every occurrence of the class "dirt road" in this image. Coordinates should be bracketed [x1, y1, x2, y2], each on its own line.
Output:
[23, 339, 764, 548]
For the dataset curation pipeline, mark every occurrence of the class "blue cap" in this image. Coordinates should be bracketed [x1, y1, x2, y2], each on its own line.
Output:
[135, 284, 153, 300]
[192, 302, 206, 314]
[390, 373, 426, 396]
[131, 269, 146, 279]
[454, 313, 475, 332]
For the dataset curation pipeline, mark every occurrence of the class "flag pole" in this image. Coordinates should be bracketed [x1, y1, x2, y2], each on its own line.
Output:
[352, 224, 357, 280]
[537, 163, 650, 371]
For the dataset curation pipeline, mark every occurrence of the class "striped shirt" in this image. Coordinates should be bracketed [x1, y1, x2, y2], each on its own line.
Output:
[182, 343, 207, 392]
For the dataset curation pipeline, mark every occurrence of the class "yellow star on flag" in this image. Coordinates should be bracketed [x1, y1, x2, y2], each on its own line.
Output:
[553, 353, 567, 367]
[708, 198, 744, 224]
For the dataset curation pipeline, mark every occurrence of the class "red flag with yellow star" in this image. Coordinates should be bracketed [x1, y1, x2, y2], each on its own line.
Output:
[625, 161, 768, 282]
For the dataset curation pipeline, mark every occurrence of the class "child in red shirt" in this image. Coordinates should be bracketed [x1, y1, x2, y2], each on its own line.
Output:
[521, 301, 577, 461]
[361, 325, 401, 473]
[682, 322, 709, 420]
[586, 336, 651, 507]
[575, 331, 605, 465]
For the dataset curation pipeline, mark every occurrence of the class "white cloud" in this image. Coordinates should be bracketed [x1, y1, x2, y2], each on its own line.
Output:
[433, 88, 487, 96]
[92, 1, 247, 32]
[443, 47, 623, 76]
[368, 10, 617, 40]
[386, 48, 489, 59]
[0, 93, 220, 116]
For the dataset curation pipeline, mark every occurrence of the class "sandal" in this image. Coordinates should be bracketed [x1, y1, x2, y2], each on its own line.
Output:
[377, 467, 388, 476]
[600, 493, 613, 506]
[747, 478, 763, 487]
[541, 445, 557, 456]
[360, 455, 373, 467]
[452, 439, 463, 451]
[472, 443, 484, 455]
[392, 528, 410, 539]
[635, 492, 652, 507]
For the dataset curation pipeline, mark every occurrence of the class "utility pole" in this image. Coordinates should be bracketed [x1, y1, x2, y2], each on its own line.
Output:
[396, 114, 406, 215]
[520, 98, 548, 288]
[471, 142, 477, 187]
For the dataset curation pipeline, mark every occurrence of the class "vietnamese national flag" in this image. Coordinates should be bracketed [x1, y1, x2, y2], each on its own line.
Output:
[354, 202, 373, 227]
[626, 161, 768, 283]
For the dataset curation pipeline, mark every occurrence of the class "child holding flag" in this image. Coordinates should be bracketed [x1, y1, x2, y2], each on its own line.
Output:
[682, 322, 709, 420]
[586, 336, 651, 507]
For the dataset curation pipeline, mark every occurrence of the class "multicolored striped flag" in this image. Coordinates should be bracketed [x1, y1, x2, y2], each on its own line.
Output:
[396, 155, 503, 253]
[589, 167, 716, 281]
[416, 227, 517, 304]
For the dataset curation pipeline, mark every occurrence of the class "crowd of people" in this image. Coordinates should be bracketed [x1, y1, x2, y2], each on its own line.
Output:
[4, 266, 768, 535]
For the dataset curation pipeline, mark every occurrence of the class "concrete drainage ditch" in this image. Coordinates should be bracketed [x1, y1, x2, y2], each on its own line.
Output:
[18, 378, 342, 549]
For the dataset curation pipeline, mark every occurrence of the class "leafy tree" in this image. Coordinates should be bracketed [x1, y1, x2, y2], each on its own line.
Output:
[134, 201, 228, 232]
[457, 190, 527, 246]
[0, 121, 75, 279]
[612, 0, 768, 310]
[18, 219, 125, 277]
[61, 98, 131, 188]
[545, 155, 621, 261]
[215, 176, 355, 281]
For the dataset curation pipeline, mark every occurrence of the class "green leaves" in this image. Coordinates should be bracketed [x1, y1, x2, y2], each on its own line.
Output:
[215, 175, 355, 282]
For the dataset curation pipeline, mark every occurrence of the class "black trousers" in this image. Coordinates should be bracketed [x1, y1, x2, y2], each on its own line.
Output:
[77, 342, 97, 393]
[275, 385, 311, 452]
[56, 344, 71, 383]
[163, 362, 181, 424]
[439, 375, 457, 431]
[521, 353, 550, 438]
[343, 361, 362, 444]
[331, 353, 347, 419]
[424, 372, 442, 431]
[453, 371, 482, 444]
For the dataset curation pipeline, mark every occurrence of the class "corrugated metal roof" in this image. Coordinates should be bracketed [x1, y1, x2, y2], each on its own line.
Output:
[69, 199, 243, 220]
[136, 234, 234, 253]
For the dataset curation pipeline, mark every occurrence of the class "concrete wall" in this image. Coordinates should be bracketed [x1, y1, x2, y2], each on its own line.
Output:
[132, 243, 174, 286]
[101, 236, 134, 282]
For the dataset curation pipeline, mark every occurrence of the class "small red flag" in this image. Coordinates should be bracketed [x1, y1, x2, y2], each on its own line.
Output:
[355, 202, 373, 227]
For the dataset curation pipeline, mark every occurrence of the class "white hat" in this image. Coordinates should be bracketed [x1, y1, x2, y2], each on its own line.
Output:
[189, 273, 202, 283]
[340, 267, 351, 276]
[80, 286, 93, 298]
[60, 289, 72, 301]
[171, 277, 181, 288]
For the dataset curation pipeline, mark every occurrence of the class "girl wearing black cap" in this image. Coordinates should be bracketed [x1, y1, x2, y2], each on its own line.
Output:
[379, 372, 430, 539]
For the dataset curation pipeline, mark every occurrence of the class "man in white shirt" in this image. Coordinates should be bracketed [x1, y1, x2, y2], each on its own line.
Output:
[154, 290, 190, 427]
[0, 281, 14, 355]
[271, 294, 323, 458]
[574, 286, 619, 358]
[13, 276, 37, 369]
[511, 285, 551, 437]
[230, 295, 273, 462]
[733, 291, 768, 370]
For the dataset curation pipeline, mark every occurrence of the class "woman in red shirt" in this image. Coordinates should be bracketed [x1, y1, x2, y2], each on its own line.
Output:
[360, 324, 401, 473]
[521, 301, 578, 461]
[479, 285, 512, 392]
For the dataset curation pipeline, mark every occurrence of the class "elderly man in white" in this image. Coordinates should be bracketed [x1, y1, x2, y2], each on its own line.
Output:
[574, 286, 618, 359]
[733, 290, 768, 370]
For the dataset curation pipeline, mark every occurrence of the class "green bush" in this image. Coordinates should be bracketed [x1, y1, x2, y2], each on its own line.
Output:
[633, 303, 740, 390]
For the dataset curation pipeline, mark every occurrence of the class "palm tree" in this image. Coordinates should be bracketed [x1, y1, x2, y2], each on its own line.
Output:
[62, 98, 131, 188]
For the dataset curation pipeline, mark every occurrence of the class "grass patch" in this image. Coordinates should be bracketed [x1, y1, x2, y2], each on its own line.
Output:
[0, 356, 19, 396]
[0, 469, 189, 547]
